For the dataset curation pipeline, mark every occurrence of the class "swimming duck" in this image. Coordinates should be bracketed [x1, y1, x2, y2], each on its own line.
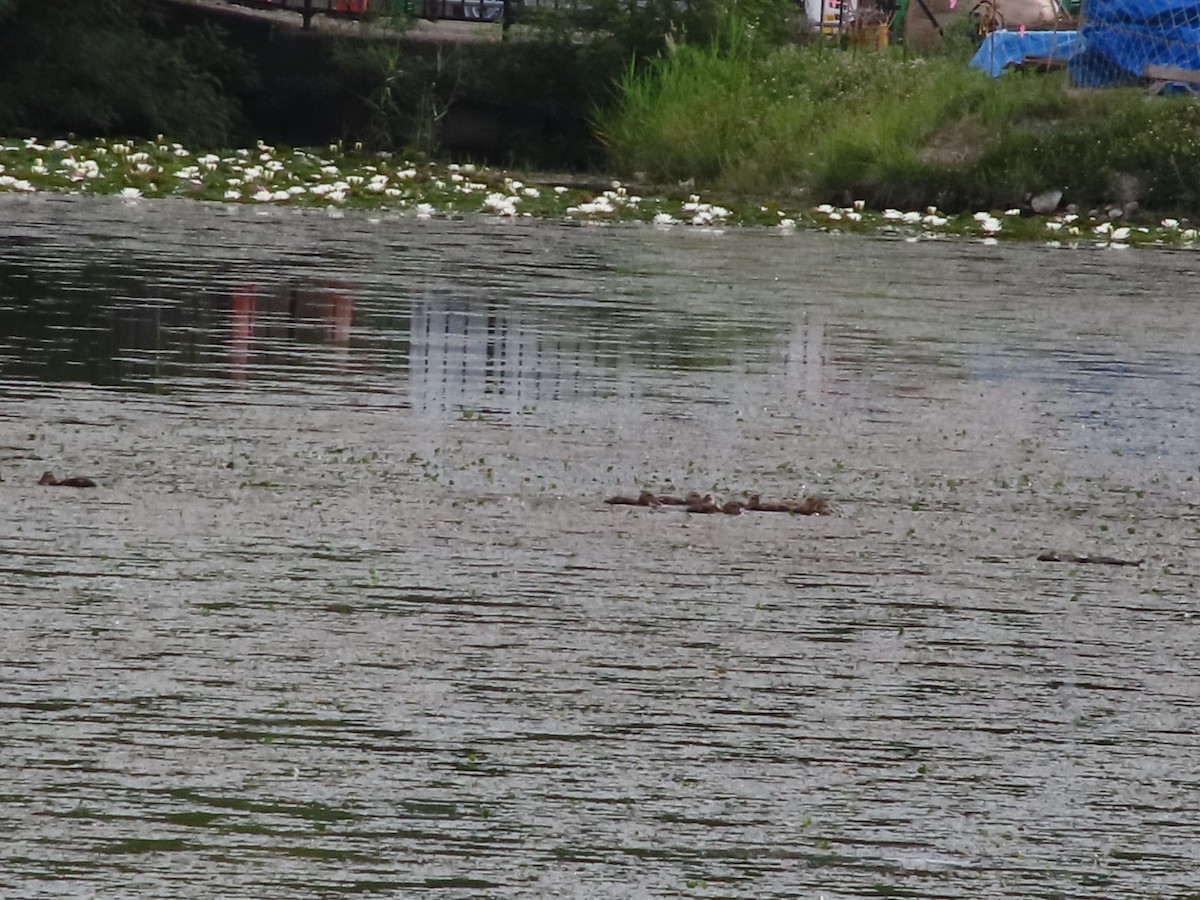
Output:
[605, 490, 661, 507]
[787, 497, 831, 516]
[721, 500, 744, 516]
[38, 471, 97, 488]
[686, 493, 720, 514]
[746, 494, 790, 513]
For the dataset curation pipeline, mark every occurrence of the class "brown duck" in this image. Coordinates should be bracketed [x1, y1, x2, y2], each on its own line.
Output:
[38, 471, 97, 488]
[747, 493, 830, 515]
[605, 491, 661, 508]
[685, 494, 721, 514]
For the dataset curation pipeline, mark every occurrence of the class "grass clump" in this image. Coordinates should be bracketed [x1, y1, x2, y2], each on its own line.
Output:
[598, 36, 1200, 216]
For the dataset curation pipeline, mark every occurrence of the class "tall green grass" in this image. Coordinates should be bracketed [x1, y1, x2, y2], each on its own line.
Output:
[598, 37, 1200, 213]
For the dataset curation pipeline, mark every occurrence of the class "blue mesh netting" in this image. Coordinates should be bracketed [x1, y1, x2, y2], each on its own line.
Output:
[1071, 0, 1200, 85]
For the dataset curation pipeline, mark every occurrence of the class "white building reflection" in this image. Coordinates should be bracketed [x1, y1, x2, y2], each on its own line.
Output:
[407, 294, 830, 414]
[408, 297, 614, 413]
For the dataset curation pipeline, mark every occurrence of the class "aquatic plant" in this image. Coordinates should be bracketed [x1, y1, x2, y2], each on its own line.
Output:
[0, 135, 1197, 249]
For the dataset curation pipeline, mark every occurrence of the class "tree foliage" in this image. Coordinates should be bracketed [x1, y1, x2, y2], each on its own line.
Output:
[0, 0, 254, 145]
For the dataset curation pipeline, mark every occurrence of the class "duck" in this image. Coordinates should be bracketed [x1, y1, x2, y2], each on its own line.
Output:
[746, 494, 791, 513]
[686, 493, 721, 514]
[786, 497, 831, 516]
[605, 490, 661, 507]
[721, 500, 744, 515]
[38, 471, 97, 488]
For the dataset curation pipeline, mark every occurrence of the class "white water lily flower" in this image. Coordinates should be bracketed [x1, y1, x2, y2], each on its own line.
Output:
[320, 165, 340, 177]
[120, 187, 142, 199]
[395, 168, 417, 180]
[326, 189, 347, 203]
[778, 218, 796, 229]
[902, 211, 922, 224]
[1110, 226, 1132, 242]
[846, 211, 863, 222]
[1183, 228, 1199, 240]
[553, 185, 568, 194]
[1046, 221, 1063, 231]
[384, 188, 402, 198]
[522, 187, 540, 198]
[971, 211, 990, 222]
[815, 203, 835, 215]
[1094, 221, 1112, 234]
[483, 192, 518, 216]
[1162, 218, 1180, 229]
[51, 139, 72, 151]
[1004, 208, 1021, 217]
[415, 203, 435, 218]
[287, 185, 307, 195]
[224, 189, 241, 201]
[135, 163, 155, 174]
[252, 188, 273, 202]
[853, 199, 866, 211]
[652, 212, 676, 225]
[980, 216, 1002, 233]
[829, 211, 843, 221]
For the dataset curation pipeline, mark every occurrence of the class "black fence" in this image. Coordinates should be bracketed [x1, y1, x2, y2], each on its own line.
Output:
[229, 0, 513, 24]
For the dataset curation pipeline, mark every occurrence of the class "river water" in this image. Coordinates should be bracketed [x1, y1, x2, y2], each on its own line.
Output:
[2, 193, 1199, 898]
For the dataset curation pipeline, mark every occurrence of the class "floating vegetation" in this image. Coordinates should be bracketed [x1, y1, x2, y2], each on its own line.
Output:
[1, 136, 1198, 248]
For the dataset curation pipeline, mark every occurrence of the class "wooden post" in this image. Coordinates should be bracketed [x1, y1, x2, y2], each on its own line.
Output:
[303, 0, 315, 29]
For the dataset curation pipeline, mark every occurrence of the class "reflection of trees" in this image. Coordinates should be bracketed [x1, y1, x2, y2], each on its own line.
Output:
[0, 255, 838, 409]
[0, 258, 354, 388]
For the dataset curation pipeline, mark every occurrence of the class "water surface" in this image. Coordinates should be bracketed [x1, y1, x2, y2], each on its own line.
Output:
[2, 194, 1199, 898]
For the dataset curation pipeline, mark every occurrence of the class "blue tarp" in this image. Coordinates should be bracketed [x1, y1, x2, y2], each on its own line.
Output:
[1070, 0, 1200, 86]
[970, 30, 1079, 77]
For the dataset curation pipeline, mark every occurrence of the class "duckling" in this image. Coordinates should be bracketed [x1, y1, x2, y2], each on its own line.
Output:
[605, 490, 661, 508]
[604, 494, 640, 506]
[746, 494, 790, 513]
[656, 494, 688, 506]
[721, 500, 744, 515]
[38, 471, 97, 488]
[787, 497, 831, 516]
[686, 493, 720, 514]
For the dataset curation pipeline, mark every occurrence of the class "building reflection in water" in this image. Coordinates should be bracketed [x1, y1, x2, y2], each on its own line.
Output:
[408, 295, 616, 414]
[786, 317, 826, 403]
[228, 281, 354, 380]
[407, 294, 831, 415]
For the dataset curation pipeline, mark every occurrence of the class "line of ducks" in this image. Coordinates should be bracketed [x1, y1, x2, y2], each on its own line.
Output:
[605, 491, 830, 516]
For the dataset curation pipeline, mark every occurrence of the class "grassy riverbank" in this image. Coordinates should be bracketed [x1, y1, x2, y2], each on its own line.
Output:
[2, 135, 1198, 249]
[596, 39, 1200, 218]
